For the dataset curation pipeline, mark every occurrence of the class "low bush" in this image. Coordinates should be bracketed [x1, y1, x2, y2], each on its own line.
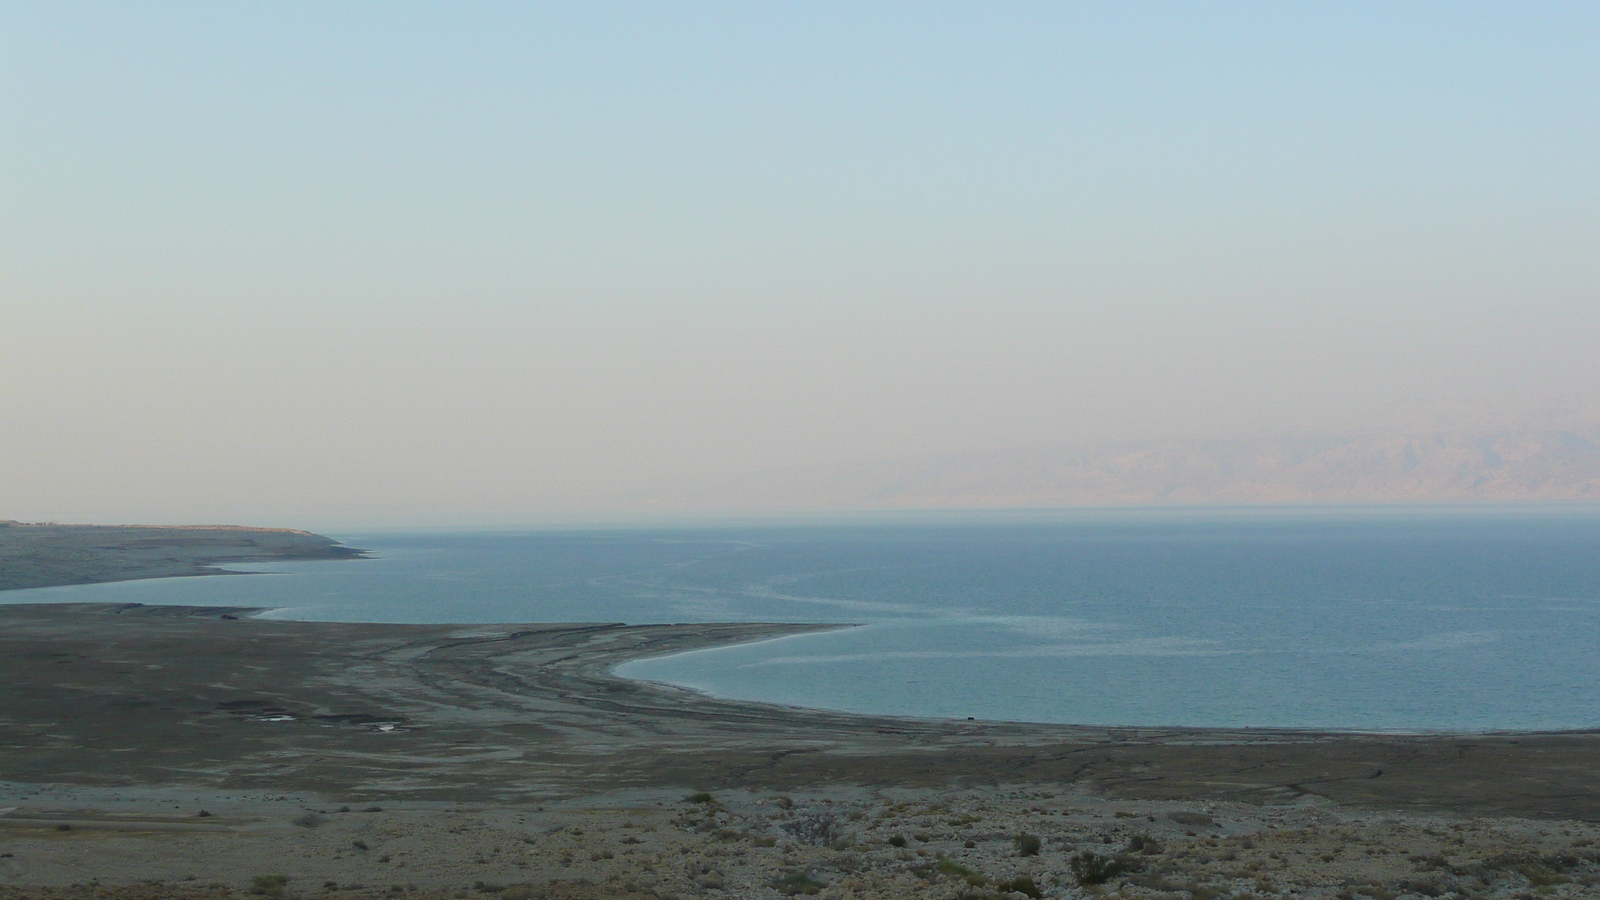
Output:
[1069, 851, 1123, 886]
[1014, 833, 1042, 856]
[780, 813, 841, 846]
[996, 874, 1043, 898]
[250, 874, 289, 897]
[1128, 833, 1163, 855]
[771, 872, 826, 896]
[934, 859, 985, 887]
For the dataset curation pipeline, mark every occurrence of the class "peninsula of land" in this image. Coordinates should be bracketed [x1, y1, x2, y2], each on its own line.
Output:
[0, 523, 365, 592]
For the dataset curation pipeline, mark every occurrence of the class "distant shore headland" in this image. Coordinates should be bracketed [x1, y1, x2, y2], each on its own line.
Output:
[0, 522, 365, 592]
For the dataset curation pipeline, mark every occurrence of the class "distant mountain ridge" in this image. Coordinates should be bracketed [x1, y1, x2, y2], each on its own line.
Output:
[648, 426, 1600, 510]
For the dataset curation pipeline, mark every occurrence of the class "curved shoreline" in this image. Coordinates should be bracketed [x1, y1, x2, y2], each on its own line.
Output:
[5, 600, 1600, 900]
[4, 601, 1600, 821]
[609, 623, 1600, 737]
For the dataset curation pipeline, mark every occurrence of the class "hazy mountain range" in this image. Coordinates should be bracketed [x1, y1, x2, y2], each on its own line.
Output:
[642, 404, 1600, 510]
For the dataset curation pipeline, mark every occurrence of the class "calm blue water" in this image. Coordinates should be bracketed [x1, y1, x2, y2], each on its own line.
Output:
[7, 507, 1600, 732]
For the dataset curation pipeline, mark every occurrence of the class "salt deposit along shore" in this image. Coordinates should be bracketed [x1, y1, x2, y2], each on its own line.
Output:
[3, 601, 1600, 899]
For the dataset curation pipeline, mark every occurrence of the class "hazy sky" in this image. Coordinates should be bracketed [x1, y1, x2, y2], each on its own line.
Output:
[4, 3, 1598, 526]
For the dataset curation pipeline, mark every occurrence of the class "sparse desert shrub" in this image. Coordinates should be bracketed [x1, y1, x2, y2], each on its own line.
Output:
[684, 792, 715, 804]
[293, 812, 325, 829]
[934, 859, 985, 887]
[1516, 862, 1571, 887]
[781, 813, 841, 846]
[250, 874, 290, 897]
[1128, 833, 1163, 855]
[771, 872, 826, 895]
[997, 875, 1043, 898]
[1014, 833, 1042, 856]
[888, 834, 907, 847]
[1069, 850, 1124, 886]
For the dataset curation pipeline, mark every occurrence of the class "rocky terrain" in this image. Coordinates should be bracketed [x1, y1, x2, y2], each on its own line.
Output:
[3, 784, 1598, 899]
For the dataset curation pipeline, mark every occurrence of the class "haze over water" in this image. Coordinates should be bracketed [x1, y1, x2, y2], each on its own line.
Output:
[8, 507, 1599, 733]
[6, 6, 1598, 527]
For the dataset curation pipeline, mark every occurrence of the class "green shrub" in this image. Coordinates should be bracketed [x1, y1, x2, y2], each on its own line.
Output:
[888, 834, 907, 847]
[1014, 833, 1042, 856]
[683, 791, 715, 804]
[934, 859, 985, 887]
[1069, 851, 1123, 886]
[771, 872, 826, 895]
[997, 875, 1043, 898]
[1128, 833, 1163, 855]
[250, 875, 289, 897]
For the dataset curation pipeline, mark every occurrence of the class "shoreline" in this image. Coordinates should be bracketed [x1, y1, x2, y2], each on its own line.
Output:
[5, 601, 1600, 818]
[6, 601, 1600, 898]
[612, 633, 1600, 739]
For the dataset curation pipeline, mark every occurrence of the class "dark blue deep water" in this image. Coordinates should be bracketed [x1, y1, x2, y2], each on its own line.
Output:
[8, 507, 1599, 731]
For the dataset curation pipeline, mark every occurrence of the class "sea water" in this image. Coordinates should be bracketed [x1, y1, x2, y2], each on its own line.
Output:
[7, 507, 1599, 732]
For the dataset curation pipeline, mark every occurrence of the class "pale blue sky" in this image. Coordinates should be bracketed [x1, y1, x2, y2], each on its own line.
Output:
[3, 3, 1597, 524]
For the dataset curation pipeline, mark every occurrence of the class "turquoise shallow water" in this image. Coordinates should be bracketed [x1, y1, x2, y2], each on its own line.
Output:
[7, 507, 1600, 731]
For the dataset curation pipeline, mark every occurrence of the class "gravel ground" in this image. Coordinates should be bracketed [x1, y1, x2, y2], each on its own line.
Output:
[4, 785, 1598, 899]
